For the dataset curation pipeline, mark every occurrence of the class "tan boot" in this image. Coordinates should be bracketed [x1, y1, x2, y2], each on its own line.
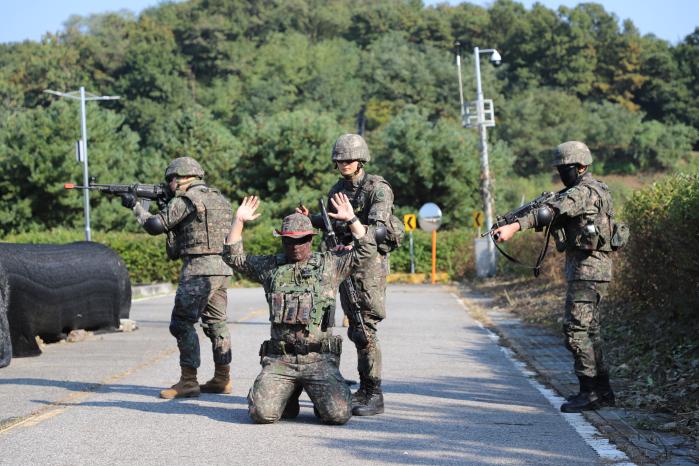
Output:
[160, 366, 200, 399]
[199, 364, 232, 394]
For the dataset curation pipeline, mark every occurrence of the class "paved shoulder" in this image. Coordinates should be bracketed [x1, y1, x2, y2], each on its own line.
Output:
[0, 284, 616, 465]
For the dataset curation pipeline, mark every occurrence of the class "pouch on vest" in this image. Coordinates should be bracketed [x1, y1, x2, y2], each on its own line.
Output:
[611, 221, 629, 251]
[378, 214, 405, 254]
[270, 292, 284, 323]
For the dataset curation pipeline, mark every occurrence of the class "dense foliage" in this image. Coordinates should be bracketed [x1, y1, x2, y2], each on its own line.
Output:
[2, 224, 472, 283]
[1, 0, 698, 236]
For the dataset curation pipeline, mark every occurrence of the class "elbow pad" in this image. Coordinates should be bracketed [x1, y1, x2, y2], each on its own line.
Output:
[374, 225, 387, 244]
[144, 216, 167, 236]
[533, 206, 555, 229]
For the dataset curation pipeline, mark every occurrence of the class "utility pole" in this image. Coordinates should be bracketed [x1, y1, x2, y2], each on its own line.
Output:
[455, 43, 501, 277]
[44, 87, 120, 241]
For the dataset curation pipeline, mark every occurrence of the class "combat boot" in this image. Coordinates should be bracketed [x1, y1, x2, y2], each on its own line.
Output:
[352, 378, 384, 416]
[594, 373, 616, 407]
[282, 386, 303, 419]
[199, 364, 232, 394]
[160, 366, 200, 399]
[351, 375, 368, 407]
[560, 375, 599, 413]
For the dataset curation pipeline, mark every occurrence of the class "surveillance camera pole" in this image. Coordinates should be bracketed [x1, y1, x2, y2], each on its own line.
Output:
[44, 87, 120, 241]
[473, 46, 496, 276]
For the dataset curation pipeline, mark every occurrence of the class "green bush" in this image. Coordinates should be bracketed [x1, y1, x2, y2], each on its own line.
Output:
[1, 223, 289, 285]
[615, 172, 699, 315]
[389, 228, 474, 279]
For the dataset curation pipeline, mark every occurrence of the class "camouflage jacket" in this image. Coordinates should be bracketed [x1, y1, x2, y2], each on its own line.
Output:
[518, 173, 612, 282]
[222, 231, 377, 345]
[145, 181, 231, 277]
[328, 171, 394, 228]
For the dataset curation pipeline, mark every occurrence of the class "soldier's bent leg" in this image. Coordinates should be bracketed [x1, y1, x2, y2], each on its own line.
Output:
[200, 276, 232, 366]
[169, 275, 213, 369]
[248, 356, 300, 424]
[303, 355, 351, 425]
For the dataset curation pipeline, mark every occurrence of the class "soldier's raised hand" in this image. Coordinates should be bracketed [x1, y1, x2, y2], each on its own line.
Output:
[235, 196, 261, 223]
[328, 192, 355, 222]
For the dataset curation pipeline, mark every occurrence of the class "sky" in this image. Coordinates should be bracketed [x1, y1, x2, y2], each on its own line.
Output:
[0, 0, 697, 45]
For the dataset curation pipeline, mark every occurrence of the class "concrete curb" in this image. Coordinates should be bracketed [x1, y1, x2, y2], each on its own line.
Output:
[131, 283, 175, 300]
[458, 284, 699, 466]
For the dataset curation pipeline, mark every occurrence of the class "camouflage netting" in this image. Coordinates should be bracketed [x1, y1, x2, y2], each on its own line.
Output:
[0, 242, 131, 362]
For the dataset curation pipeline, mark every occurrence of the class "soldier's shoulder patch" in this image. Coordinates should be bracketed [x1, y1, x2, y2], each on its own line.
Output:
[375, 188, 386, 201]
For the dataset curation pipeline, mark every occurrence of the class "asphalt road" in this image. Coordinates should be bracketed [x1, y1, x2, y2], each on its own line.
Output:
[0, 284, 628, 465]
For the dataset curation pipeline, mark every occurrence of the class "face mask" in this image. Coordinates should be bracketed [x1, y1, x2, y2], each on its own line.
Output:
[557, 164, 580, 188]
[282, 237, 313, 263]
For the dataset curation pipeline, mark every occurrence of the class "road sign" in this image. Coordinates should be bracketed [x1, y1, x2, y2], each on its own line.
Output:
[472, 210, 484, 228]
[418, 203, 442, 232]
[403, 214, 417, 232]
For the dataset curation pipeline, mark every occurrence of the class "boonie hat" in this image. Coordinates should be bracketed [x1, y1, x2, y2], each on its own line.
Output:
[273, 213, 317, 238]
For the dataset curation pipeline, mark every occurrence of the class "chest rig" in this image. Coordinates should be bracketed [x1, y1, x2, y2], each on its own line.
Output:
[267, 253, 335, 332]
[561, 178, 614, 252]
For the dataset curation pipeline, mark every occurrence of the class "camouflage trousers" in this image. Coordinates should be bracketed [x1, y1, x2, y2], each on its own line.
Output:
[347, 315, 382, 381]
[563, 280, 609, 378]
[170, 274, 230, 369]
[248, 353, 351, 425]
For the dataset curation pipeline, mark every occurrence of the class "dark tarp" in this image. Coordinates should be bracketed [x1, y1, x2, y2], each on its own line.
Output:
[0, 241, 131, 361]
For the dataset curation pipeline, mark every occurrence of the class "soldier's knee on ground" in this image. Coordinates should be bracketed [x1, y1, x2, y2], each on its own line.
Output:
[248, 402, 282, 424]
[318, 404, 351, 425]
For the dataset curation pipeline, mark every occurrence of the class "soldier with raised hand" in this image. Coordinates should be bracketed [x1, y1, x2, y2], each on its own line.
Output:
[223, 193, 377, 425]
[123, 157, 233, 399]
[493, 141, 618, 413]
[317, 133, 402, 416]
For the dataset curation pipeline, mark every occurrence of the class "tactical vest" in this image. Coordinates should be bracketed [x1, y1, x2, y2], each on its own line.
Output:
[562, 178, 614, 252]
[176, 185, 232, 255]
[329, 173, 404, 253]
[267, 253, 335, 332]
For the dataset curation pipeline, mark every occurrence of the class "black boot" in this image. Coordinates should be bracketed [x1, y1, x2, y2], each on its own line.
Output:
[594, 373, 616, 407]
[561, 375, 600, 413]
[282, 385, 302, 419]
[351, 375, 368, 407]
[352, 378, 384, 416]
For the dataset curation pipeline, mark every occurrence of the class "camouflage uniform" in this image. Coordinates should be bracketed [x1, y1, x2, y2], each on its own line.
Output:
[135, 168, 232, 370]
[516, 142, 616, 412]
[222, 215, 377, 425]
[325, 134, 398, 414]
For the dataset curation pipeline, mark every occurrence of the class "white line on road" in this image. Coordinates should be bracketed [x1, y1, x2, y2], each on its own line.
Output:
[450, 292, 635, 466]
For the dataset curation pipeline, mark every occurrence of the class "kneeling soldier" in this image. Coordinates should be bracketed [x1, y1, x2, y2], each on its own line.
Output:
[223, 193, 377, 424]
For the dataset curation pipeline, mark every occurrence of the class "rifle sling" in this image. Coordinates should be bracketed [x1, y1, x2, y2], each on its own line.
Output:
[491, 220, 554, 277]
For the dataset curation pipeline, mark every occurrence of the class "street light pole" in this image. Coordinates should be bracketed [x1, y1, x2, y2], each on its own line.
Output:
[44, 87, 120, 241]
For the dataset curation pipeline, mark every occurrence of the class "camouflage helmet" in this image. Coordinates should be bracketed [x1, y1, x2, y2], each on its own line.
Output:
[273, 213, 317, 238]
[332, 134, 371, 163]
[552, 141, 593, 166]
[165, 157, 205, 180]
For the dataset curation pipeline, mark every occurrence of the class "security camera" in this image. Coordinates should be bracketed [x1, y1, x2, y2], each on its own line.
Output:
[490, 50, 502, 66]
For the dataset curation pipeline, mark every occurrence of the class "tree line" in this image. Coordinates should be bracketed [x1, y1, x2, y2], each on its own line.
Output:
[0, 0, 697, 235]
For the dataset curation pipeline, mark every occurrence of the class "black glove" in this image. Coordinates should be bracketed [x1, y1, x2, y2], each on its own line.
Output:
[120, 194, 137, 209]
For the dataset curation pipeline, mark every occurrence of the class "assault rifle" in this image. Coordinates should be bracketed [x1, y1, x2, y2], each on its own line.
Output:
[482, 190, 565, 241]
[318, 198, 369, 349]
[64, 181, 172, 210]
[482, 190, 566, 276]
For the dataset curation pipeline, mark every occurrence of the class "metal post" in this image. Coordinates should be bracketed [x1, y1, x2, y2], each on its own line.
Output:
[473, 47, 496, 276]
[431, 230, 437, 284]
[79, 87, 91, 241]
[409, 230, 415, 274]
[44, 88, 120, 242]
